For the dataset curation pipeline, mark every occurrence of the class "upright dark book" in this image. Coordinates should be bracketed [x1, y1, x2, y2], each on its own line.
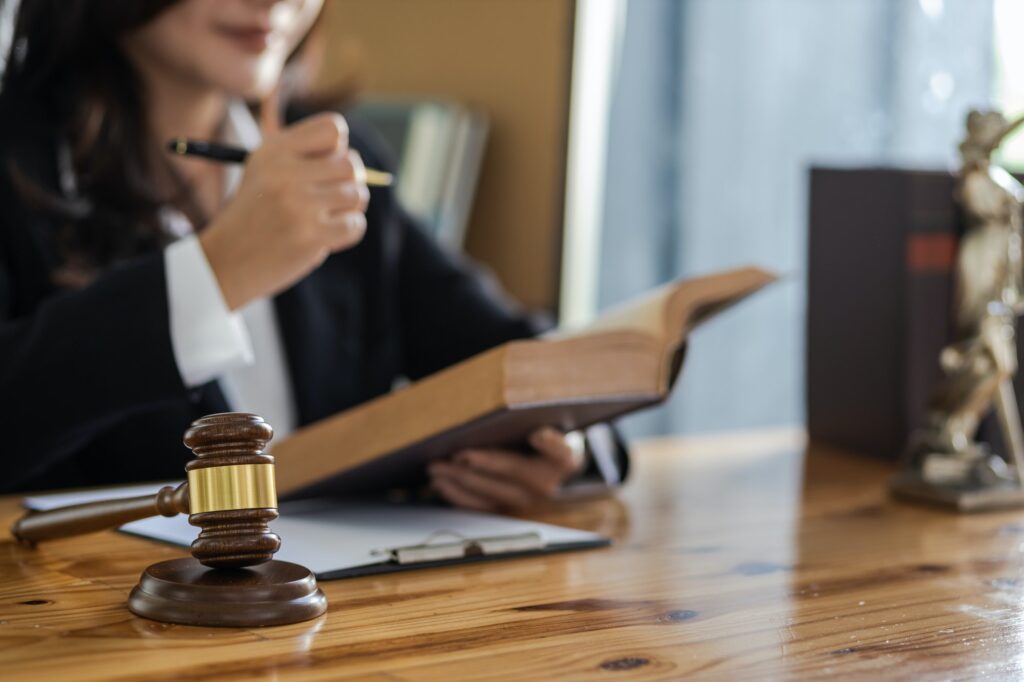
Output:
[807, 166, 1024, 458]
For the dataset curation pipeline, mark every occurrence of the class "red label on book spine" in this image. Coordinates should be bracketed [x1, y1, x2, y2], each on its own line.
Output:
[907, 233, 957, 273]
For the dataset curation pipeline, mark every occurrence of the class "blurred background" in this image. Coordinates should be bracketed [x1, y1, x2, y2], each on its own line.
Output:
[315, 0, 1019, 442]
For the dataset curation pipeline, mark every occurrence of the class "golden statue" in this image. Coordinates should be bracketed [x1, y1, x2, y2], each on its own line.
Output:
[895, 110, 1024, 509]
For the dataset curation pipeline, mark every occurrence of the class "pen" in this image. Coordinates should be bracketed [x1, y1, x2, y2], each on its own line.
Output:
[168, 138, 394, 187]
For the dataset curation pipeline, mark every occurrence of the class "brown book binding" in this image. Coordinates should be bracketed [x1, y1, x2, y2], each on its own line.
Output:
[273, 266, 776, 496]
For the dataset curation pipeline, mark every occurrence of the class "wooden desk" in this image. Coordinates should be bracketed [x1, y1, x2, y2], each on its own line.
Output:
[2, 430, 1022, 680]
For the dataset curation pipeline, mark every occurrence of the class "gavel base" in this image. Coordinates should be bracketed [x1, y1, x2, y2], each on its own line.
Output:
[128, 557, 327, 627]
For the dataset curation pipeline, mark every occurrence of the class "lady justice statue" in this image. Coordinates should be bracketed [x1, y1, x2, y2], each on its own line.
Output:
[893, 110, 1024, 510]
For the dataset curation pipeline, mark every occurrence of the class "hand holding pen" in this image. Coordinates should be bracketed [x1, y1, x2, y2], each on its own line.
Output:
[168, 138, 393, 187]
[168, 89, 392, 186]
[188, 93, 373, 312]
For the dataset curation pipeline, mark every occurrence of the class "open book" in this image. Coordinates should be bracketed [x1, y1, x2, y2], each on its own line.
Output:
[274, 266, 775, 496]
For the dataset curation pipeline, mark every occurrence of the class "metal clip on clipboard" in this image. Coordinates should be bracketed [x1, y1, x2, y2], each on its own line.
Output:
[371, 530, 545, 565]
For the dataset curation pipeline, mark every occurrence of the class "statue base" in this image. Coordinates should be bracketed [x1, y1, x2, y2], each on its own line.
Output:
[890, 469, 1024, 512]
[128, 558, 327, 627]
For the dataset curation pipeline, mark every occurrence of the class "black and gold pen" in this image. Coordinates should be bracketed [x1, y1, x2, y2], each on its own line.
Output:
[168, 138, 394, 187]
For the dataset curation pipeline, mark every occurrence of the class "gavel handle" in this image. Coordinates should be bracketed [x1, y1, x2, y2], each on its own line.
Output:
[10, 483, 189, 545]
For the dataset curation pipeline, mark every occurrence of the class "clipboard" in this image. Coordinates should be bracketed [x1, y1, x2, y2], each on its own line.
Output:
[24, 487, 611, 579]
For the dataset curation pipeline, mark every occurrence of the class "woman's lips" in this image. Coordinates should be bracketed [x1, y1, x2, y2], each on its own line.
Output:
[216, 26, 274, 54]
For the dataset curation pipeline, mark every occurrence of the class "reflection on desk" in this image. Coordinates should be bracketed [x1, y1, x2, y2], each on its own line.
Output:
[2, 428, 1023, 679]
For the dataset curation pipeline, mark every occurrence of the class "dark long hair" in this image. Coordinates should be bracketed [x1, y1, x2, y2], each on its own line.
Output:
[1, 0, 191, 283]
[0, 0, 329, 286]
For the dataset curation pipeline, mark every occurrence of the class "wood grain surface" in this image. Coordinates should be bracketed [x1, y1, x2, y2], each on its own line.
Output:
[2, 429, 1023, 680]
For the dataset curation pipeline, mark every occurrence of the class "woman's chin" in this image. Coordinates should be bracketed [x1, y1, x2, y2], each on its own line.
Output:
[208, 63, 284, 102]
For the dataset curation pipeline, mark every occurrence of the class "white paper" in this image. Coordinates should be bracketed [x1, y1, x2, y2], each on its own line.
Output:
[24, 485, 606, 577]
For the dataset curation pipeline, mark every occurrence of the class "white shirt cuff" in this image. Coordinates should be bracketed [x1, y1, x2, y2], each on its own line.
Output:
[165, 235, 254, 388]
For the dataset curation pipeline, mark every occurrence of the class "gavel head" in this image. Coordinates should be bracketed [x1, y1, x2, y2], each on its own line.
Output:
[183, 413, 281, 569]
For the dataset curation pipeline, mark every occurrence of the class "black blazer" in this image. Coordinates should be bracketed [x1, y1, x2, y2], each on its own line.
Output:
[0, 102, 554, 493]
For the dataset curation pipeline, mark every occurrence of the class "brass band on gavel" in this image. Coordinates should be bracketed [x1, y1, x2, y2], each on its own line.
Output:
[187, 463, 277, 514]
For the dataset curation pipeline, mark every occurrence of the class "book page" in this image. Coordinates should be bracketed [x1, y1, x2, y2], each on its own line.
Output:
[547, 280, 676, 340]
[549, 267, 775, 342]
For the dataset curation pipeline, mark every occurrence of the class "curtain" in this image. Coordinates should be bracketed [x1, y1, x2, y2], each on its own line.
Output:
[599, 0, 995, 438]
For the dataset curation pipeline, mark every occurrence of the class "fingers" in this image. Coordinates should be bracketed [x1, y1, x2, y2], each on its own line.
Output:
[248, 136, 367, 256]
[311, 152, 369, 251]
[429, 429, 587, 512]
[308, 154, 370, 207]
[320, 210, 367, 251]
[349, 149, 368, 185]
[529, 427, 586, 476]
[306, 152, 361, 183]
[430, 461, 536, 512]
[302, 154, 370, 231]
[451, 449, 563, 498]
[279, 112, 349, 157]
[310, 182, 370, 214]
[430, 476, 498, 513]
[259, 85, 282, 137]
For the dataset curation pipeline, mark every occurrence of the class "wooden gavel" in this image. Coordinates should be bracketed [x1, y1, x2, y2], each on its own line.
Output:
[12, 413, 281, 569]
[12, 412, 326, 627]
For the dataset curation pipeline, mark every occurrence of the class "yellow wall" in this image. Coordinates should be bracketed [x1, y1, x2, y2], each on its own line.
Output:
[320, 0, 576, 311]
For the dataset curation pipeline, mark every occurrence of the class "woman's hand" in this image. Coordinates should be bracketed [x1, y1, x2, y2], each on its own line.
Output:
[199, 112, 370, 310]
[428, 427, 587, 512]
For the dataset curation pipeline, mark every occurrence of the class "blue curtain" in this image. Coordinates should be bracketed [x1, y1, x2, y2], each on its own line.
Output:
[600, 0, 995, 438]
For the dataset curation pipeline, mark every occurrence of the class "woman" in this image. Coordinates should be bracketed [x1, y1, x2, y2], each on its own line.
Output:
[0, 0, 626, 508]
